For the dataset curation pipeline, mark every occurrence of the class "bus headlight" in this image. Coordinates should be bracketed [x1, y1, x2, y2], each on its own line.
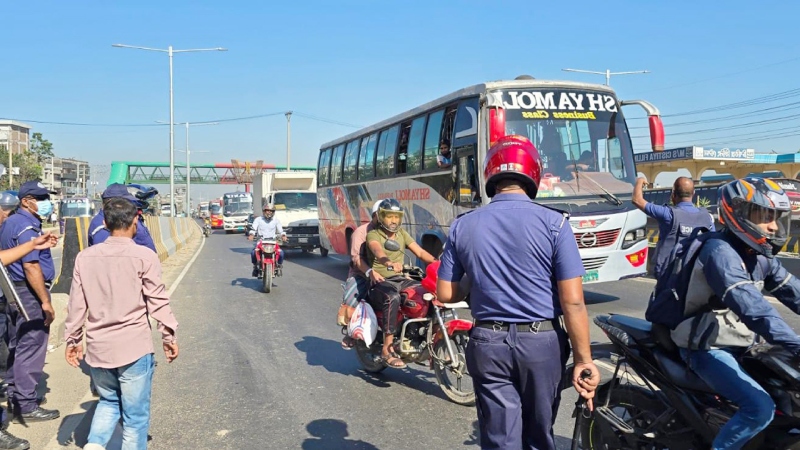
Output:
[621, 227, 646, 249]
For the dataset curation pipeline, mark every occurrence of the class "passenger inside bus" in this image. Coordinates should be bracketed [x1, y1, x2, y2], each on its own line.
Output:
[538, 127, 569, 179]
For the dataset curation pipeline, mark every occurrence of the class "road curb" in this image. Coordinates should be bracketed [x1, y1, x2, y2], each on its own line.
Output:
[43, 234, 206, 449]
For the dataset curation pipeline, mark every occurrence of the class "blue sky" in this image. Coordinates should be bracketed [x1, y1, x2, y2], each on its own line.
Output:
[3, 1, 800, 197]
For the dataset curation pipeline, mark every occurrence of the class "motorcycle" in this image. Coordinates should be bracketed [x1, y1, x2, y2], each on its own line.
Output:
[255, 238, 282, 293]
[203, 222, 212, 237]
[567, 314, 800, 449]
[351, 262, 475, 406]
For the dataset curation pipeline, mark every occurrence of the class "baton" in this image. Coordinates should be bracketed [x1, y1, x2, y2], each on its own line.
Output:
[0, 263, 29, 322]
[571, 369, 593, 450]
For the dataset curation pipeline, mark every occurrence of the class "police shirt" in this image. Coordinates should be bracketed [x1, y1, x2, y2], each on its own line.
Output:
[0, 209, 55, 282]
[88, 210, 157, 253]
[645, 201, 715, 238]
[438, 193, 585, 322]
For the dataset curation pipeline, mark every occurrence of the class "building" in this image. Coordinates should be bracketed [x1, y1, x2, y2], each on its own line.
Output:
[0, 120, 31, 155]
[42, 157, 91, 200]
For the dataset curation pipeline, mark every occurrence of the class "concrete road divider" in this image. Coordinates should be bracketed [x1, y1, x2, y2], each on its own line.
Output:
[48, 216, 200, 348]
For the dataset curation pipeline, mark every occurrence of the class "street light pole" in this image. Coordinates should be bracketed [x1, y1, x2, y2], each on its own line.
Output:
[113, 43, 227, 213]
[561, 68, 650, 86]
[285, 111, 292, 171]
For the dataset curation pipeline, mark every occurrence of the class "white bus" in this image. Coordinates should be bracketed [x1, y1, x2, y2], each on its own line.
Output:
[316, 77, 665, 283]
[222, 191, 253, 233]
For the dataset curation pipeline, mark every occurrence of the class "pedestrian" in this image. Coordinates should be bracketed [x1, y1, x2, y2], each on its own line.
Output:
[88, 184, 157, 253]
[64, 198, 179, 450]
[632, 176, 714, 278]
[48, 211, 57, 228]
[437, 136, 599, 450]
[0, 181, 59, 424]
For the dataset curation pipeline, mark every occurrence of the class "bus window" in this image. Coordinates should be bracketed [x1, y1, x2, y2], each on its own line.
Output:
[376, 125, 399, 177]
[330, 144, 345, 184]
[457, 154, 479, 207]
[397, 122, 411, 174]
[423, 109, 444, 171]
[358, 133, 378, 180]
[441, 105, 457, 146]
[318, 148, 332, 186]
[453, 97, 479, 146]
[343, 139, 360, 182]
[405, 116, 426, 174]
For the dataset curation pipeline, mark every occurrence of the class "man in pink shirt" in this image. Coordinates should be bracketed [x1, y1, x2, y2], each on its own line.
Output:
[64, 198, 179, 450]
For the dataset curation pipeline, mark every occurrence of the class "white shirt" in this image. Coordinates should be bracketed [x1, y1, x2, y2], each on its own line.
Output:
[250, 216, 284, 239]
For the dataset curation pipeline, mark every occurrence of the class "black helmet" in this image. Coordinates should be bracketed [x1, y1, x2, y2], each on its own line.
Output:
[377, 198, 404, 233]
[0, 191, 19, 210]
[127, 184, 158, 209]
[718, 177, 791, 258]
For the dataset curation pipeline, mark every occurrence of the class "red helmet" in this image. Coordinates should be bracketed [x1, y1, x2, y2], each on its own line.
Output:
[483, 135, 542, 199]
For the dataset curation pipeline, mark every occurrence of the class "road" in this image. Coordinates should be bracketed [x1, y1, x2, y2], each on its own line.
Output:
[142, 231, 800, 449]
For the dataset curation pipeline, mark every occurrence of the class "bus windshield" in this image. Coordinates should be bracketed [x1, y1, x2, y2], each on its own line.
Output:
[273, 192, 318, 211]
[60, 198, 93, 218]
[210, 204, 222, 215]
[223, 193, 252, 216]
[497, 88, 636, 211]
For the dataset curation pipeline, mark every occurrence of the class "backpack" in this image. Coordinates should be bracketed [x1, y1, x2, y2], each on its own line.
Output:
[645, 227, 713, 329]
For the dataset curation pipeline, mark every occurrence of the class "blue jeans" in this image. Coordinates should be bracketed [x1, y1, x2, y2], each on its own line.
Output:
[88, 353, 155, 450]
[681, 348, 774, 450]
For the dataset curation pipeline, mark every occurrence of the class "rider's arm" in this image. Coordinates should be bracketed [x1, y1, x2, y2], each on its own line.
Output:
[437, 221, 463, 303]
[276, 220, 285, 236]
[763, 256, 800, 315]
[701, 241, 800, 354]
[367, 239, 390, 266]
[349, 225, 369, 273]
[406, 232, 436, 265]
[249, 217, 262, 235]
[632, 177, 649, 211]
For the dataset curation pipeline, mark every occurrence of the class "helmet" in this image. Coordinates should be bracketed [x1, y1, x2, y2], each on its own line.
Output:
[483, 135, 542, 199]
[0, 191, 19, 210]
[718, 177, 791, 258]
[126, 184, 158, 209]
[371, 200, 383, 217]
[263, 203, 276, 218]
[377, 198, 403, 233]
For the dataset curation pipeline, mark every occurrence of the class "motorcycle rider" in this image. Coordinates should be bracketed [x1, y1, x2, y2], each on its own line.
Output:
[670, 177, 800, 450]
[248, 203, 287, 277]
[366, 198, 436, 369]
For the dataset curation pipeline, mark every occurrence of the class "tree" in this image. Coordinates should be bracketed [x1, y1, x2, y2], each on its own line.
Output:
[30, 133, 54, 164]
[0, 146, 43, 191]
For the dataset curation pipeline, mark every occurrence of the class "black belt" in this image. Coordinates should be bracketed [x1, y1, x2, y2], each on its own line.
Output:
[13, 280, 53, 289]
[474, 319, 559, 333]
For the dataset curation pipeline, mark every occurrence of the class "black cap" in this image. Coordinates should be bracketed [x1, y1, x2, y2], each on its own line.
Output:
[17, 181, 54, 200]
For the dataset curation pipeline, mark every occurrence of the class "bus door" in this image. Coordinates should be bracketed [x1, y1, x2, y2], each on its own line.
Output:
[452, 97, 480, 211]
[455, 147, 479, 209]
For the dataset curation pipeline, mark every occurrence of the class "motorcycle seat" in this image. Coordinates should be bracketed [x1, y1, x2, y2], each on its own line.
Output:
[440, 301, 469, 309]
[607, 315, 656, 347]
[652, 350, 715, 393]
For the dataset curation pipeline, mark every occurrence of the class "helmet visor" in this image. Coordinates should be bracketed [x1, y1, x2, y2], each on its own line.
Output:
[741, 203, 791, 246]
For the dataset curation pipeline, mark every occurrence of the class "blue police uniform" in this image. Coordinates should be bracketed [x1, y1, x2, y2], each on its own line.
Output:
[0, 208, 55, 415]
[645, 201, 714, 278]
[439, 193, 585, 450]
[88, 210, 156, 253]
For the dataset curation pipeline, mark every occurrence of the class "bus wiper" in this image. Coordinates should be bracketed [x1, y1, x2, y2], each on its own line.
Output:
[581, 173, 623, 206]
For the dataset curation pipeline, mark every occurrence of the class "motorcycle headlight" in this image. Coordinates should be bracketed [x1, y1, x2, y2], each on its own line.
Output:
[263, 244, 275, 253]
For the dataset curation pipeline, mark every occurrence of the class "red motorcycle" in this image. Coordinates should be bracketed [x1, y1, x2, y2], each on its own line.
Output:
[353, 261, 475, 406]
[255, 238, 282, 293]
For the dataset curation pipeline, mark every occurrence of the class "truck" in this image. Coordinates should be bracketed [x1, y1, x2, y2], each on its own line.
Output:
[252, 171, 324, 255]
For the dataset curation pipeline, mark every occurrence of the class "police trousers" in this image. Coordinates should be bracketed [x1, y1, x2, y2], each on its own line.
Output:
[6, 285, 49, 414]
[466, 323, 569, 450]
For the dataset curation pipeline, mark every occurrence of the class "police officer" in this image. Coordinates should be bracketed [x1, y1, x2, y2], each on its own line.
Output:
[88, 183, 157, 252]
[437, 136, 599, 450]
[0, 192, 20, 352]
[0, 181, 59, 423]
[632, 176, 714, 278]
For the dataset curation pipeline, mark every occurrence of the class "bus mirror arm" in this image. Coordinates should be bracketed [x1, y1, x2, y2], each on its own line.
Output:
[620, 100, 665, 152]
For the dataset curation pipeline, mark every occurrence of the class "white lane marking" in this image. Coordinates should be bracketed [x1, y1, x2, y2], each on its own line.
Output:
[168, 236, 206, 296]
[329, 255, 347, 262]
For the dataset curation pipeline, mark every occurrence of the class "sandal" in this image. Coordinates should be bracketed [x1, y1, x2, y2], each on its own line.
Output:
[341, 336, 355, 350]
[382, 352, 407, 369]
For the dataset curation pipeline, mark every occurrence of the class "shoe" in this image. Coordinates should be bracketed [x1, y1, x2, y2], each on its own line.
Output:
[0, 429, 29, 450]
[14, 406, 59, 423]
[252, 267, 259, 277]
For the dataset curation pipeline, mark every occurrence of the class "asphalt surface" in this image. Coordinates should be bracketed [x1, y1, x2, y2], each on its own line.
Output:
[100, 231, 800, 449]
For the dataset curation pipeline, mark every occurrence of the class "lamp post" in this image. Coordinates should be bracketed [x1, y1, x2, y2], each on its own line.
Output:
[285, 111, 292, 171]
[561, 68, 650, 86]
[113, 43, 227, 211]
[157, 121, 217, 216]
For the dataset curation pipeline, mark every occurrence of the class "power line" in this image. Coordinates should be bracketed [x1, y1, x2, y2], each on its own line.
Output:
[628, 100, 800, 130]
[631, 113, 800, 139]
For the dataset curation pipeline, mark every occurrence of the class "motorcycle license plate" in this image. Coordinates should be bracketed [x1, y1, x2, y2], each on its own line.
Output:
[299, 238, 308, 243]
[582, 269, 599, 283]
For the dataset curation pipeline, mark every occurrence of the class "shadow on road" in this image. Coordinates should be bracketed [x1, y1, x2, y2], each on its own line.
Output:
[230, 277, 264, 292]
[584, 291, 620, 305]
[294, 336, 449, 401]
[229, 247, 253, 254]
[301, 419, 379, 450]
[288, 252, 349, 281]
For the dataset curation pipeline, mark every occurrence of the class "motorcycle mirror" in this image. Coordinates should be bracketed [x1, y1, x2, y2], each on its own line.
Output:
[384, 239, 402, 252]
